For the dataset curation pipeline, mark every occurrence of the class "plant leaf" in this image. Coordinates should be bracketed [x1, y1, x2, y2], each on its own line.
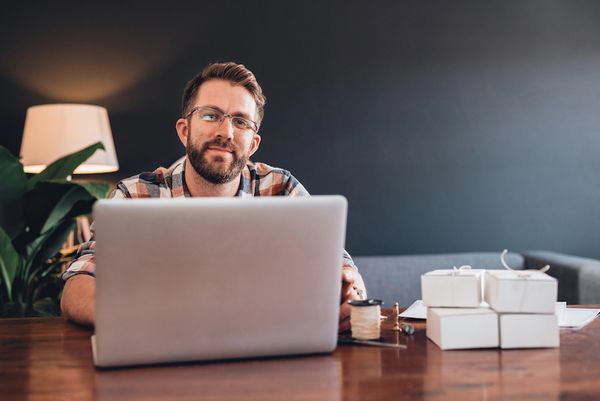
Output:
[76, 181, 110, 200]
[24, 220, 74, 286]
[0, 225, 20, 302]
[61, 199, 97, 222]
[16, 181, 101, 264]
[0, 146, 27, 238]
[24, 182, 101, 240]
[38, 260, 64, 280]
[39, 186, 89, 234]
[28, 142, 104, 189]
[45, 180, 110, 200]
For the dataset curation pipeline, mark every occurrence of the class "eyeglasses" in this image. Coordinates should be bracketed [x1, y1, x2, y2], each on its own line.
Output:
[184, 106, 259, 133]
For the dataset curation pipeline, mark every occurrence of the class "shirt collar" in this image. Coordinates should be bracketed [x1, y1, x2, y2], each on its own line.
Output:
[171, 159, 191, 198]
[237, 163, 255, 197]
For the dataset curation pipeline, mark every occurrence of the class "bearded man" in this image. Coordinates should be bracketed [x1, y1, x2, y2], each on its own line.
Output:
[60, 62, 367, 332]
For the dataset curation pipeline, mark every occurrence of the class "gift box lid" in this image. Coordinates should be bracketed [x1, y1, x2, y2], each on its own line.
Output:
[486, 269, 556, 282]
[424, 269, 484, 277]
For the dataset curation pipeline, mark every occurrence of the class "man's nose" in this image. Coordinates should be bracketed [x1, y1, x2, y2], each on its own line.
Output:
[215, 116, 235, 140]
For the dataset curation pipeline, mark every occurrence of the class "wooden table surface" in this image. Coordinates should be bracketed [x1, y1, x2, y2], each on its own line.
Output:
[1, 307, 599, 401]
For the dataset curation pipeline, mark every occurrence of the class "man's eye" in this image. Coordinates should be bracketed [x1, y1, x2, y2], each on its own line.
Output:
[201, 113, 219, 121]
[232, 117, 250, 128]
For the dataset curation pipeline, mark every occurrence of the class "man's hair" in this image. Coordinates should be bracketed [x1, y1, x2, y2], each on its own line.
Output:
[181, 62, 266, 126]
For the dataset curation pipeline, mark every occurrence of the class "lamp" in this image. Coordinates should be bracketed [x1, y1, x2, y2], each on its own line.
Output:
[20, 104, 119, 174]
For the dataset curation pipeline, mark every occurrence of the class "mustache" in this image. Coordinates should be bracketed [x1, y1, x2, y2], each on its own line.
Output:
[201, 138, 238, 155]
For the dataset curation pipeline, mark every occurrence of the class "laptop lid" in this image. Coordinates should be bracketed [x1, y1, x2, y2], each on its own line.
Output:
[93, 196, 347, 367]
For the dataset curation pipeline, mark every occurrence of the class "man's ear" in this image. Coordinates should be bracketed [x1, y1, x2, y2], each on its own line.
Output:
[175, 118, 189, 147]
[248, 133, 262, 157]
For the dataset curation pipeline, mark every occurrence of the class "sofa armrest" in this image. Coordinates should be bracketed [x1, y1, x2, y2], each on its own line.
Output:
[522, 251, 600, 304]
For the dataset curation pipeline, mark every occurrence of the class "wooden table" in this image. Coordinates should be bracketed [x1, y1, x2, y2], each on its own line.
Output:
[1, 308, 599, 401]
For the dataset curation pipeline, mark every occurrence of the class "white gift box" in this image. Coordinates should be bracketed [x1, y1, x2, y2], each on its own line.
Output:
[484, 270, 557, 313]
[500, 314, 560, 349]
[426, 307, 499, 350]
[421, 269, 483, 307]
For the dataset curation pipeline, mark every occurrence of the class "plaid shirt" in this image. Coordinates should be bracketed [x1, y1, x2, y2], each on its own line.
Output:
[63, 159, 357, 281]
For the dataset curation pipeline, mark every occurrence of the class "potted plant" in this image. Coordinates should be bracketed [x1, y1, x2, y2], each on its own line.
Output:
[0, 142, 109, 317]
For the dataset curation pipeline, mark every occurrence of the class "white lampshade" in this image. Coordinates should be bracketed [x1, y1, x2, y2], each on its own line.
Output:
[20, 104, 119, 174]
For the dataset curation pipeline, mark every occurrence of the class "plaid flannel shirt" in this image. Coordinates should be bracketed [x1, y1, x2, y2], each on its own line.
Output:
[63, 159, 358, 281]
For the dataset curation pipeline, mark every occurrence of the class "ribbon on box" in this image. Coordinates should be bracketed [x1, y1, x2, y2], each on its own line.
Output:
[451, 265, 473, 275]
[441, 265, 475, 306]
[500, 249, 551, 312]
[500, 249, 550, 276]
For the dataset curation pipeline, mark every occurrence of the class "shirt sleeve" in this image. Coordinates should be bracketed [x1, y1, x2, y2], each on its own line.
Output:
[61, 187, 129, 282]
[284, 173, 310, 197]
[61, 238, 97, 281]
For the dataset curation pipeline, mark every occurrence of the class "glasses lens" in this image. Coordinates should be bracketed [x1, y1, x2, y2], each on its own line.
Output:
[199, 109, 223, 122]
[231, 117, 253, 130]
[194, 107, 257, 132]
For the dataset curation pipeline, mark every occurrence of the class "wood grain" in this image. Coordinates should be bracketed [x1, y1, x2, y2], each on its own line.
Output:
[1, 307, 599, 401]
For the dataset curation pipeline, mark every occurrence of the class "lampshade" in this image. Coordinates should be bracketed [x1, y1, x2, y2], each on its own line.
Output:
[20, 104, 119, 174]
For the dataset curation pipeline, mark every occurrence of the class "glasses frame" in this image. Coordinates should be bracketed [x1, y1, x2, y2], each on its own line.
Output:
[184, 106, 259, 133]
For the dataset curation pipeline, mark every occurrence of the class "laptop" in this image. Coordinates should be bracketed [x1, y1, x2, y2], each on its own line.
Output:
[91, 196, 347, 368]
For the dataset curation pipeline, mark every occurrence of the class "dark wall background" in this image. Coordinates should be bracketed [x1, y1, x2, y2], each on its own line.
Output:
[2, 1, 600, 258]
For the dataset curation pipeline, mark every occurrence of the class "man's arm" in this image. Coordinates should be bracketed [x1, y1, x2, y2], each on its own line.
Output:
[61, 187, 128, 326]
[61, 274, 96, 326]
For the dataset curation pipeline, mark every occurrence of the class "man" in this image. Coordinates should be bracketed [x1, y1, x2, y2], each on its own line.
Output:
[61, 62, 367, 332]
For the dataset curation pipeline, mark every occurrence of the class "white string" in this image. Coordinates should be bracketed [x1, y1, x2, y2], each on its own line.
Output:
[451, 265, 472, 276]
[501, 249, 550, 275]
[350, 304, 381, 340]
[500, 249, 550, 312]
[446, 265, 473, 305]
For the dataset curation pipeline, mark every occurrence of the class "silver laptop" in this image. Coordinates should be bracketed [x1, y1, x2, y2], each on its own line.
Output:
[92, 196, 347, 367]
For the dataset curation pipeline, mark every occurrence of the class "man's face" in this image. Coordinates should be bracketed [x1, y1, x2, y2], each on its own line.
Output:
[177, 79, 261, 184]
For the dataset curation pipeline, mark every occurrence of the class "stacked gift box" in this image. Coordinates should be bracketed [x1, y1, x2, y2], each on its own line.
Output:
[421, 266, 559, 350]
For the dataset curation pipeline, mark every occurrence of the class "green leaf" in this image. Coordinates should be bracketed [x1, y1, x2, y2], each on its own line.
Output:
[76, 182, 110, 200]
[24, 182, 102, 240]
[45, 180, 110, 201]
[38, 260, 64, 280]
[61, 199, 97, 222]
[40, 186, 88, 234]
[28, 142, 104, 189]
[0, 146, 27, 238]
[0, 225, 20, 302]
[24, 220, 74, 286]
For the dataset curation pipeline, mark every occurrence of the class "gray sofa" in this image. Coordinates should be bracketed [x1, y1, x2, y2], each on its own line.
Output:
[353, 251, 600, 308]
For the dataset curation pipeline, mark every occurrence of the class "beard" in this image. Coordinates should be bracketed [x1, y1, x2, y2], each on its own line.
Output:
[186, 136, 248, 184]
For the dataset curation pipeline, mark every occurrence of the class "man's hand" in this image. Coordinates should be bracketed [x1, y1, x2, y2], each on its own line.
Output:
[339, 265, 367, 333]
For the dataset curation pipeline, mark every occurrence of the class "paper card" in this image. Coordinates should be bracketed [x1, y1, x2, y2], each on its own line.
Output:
[499, 314, 559, 349]
[561, 308, 600, 329]
[427, 307, 499, 350]
[402, 300, 575, 323]
[484, 270, 557, 313]
[399, 300, 427, 319]
[421, 269, 483, 307]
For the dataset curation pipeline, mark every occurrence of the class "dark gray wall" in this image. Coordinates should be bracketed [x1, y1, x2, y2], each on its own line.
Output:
[2, 1, 600, 258]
